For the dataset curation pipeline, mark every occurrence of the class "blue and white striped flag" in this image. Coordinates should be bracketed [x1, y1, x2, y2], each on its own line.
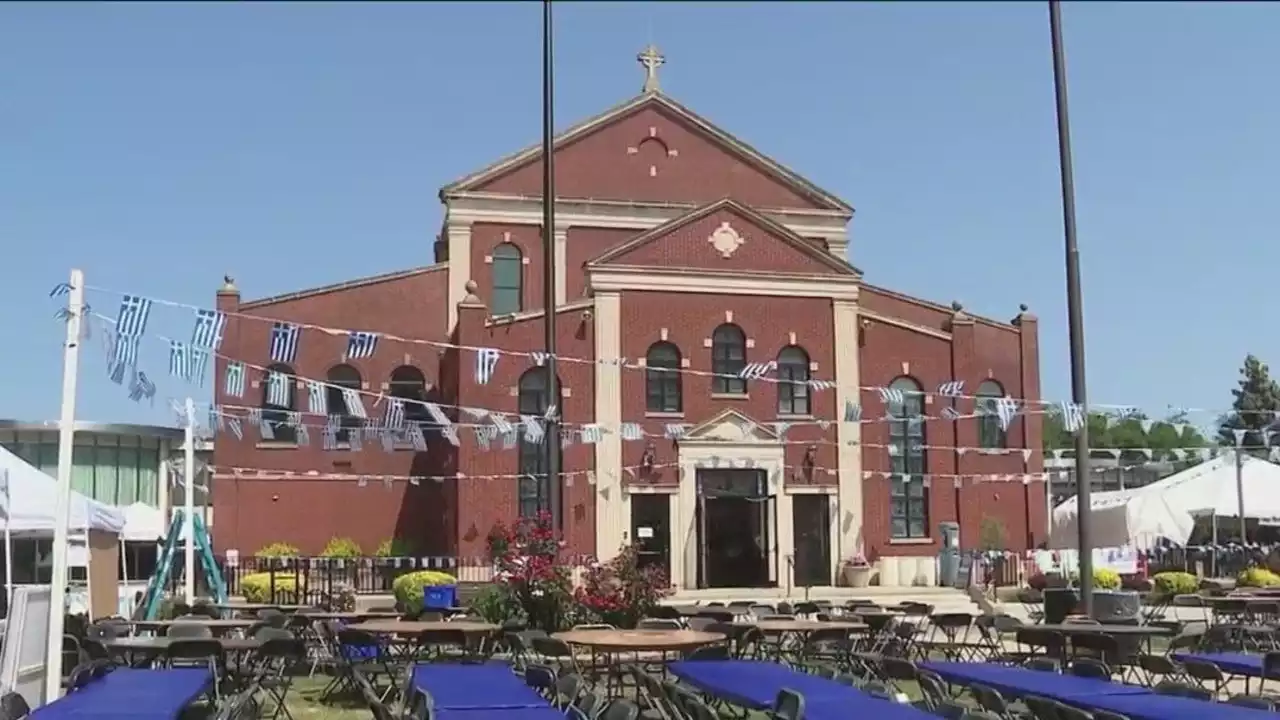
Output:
[266, 371, 290, 407]
[878, 386, 905, 407]
[1060, 401, 1085, 433]
[115, 295, 153, 337]
[346, 331, 379, 360]
[191, 309, 226, 350]
[112, 335, 140, 371]
[188, 349, 210, 387]
[996, 397, 1020, 431]
[937, 381, 964, 398]
[307, 381, 326, 415]
[127, 371, 156, 403]
[384, 399, 405, 429]
[224, 362, 246, 398]
[476, 348, 500, 384]
[269, 322, 300, 364]
[342, 388, 367, 419]
[169, 341, 190, 380]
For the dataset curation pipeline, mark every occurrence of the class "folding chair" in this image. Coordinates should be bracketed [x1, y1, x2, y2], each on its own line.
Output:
[771, 689, 804, 720]
[165, 639, 225, 703]
[0, 691, 29, 720]
[256, 636, 307, 720]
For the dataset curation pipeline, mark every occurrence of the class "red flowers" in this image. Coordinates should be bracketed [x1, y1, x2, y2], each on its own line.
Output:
[574, 544, 673, 628]
[486, 512, 573, 630]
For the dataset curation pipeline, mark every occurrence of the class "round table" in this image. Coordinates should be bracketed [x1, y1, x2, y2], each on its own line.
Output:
[348, 620, 499, 635]
[553, 628, 725, 651]
[746, 620, 867, 634]
[128, 619, 257, 636]
[303, 611, 402, 621]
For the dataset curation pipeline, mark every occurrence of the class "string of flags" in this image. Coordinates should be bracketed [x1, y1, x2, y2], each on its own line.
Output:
[72, 285, 1088, 419]
[51, 282, 1279, 430]
[196, 460, 1056, 487]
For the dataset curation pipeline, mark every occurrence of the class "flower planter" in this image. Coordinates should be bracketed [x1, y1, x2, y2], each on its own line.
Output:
[842, 565, 873, 588]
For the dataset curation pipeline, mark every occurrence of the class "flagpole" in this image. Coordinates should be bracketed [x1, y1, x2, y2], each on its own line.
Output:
[1048, 0, 1094, 614]
[3, 470, 12, 614]
[183, 397, 197, 605]
[541, 0, 562, 529]
[46, 268, 85, 701]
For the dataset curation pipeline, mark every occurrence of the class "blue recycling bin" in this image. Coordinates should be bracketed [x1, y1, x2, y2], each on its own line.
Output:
[423, 584, 458, 611]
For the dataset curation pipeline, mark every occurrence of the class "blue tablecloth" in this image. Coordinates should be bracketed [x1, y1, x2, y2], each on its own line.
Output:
[1174, 653, 1274, 678]
[1068, 692, 1272, 720]
[669, 660, 934, 720]
[921, 662, 1150, 701]
[412, 662, 548, 710]
[32, 668, 212, 720]
[436, 709, 567, 720]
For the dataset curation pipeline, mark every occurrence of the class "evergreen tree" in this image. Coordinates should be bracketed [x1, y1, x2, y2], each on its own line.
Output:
[1216, 354, 1280, 454]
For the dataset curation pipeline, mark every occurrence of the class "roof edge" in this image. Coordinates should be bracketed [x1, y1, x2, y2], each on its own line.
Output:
[240, 264, 447, 311]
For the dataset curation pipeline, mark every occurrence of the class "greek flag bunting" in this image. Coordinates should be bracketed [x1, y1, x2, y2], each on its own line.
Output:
[1060, 402, 1085, 433]
[346, 331, 379, 360]
[169, 341, 190, 380]
[738, 361, 777, 380]
[115, 295, 153, 337]
[937, 381, 964, 397]
[191, 309, 226, 350]
[531, 351, 549, 366]
[127, 371, 155, 403]
[476, 348, 500, 384]
[224, 362, 246, 398]
[341, 388, 366, 419]
[269, 322, 300, 364]
[307, 381, 326, 415]
[878, 386, 905, 406]
[941, 407, 962, 420]
[843, 401, 862, 423]
[266, 371, 290, 407]
[383, 399, 405, 429]
[996, 397, 1019, 431]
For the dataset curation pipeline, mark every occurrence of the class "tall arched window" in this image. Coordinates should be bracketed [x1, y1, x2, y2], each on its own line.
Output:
[888, 376, 928, 539]
[645, 342, 682, 413]
[326, 364, 363, 443]
[389, 365, 430, 425]
[518, 368, 560, 519]
[261, 363, 297, 444]
[777, 346, 811, 416]
[711, 324, 747, 395]
[975, 380, 1006, 449]
[491, 243, 523, 316]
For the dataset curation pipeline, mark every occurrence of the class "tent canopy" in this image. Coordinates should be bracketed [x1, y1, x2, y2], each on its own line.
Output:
[0, 444, 125, 534]
[1051, 454, 1280, 549]
[118, 502, 165, 542]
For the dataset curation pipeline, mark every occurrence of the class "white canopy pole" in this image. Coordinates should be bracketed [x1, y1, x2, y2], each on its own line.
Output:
[183, 397, 196, 605]
[46, 268, 84, 701]
[3, 469, 12, 611]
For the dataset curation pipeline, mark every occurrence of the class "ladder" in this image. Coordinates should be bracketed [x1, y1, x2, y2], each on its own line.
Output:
[139, 509, 227, 619]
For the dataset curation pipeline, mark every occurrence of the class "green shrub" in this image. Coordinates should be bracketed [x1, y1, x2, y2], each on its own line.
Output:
[320, 537, 363, 558]
[392, 570, 458, 608]
[255, 542, 300, 558]
[1151, 571, 1199, 597]
[1238, 567, 1280, 588]
[1093, 568, 1122, 591]
[468, 584, 522, 624]
[376, 538, 414, 557]
[240, 572, 299, 603]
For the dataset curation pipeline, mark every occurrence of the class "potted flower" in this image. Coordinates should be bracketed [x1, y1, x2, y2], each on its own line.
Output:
[841, 553, 873, 588]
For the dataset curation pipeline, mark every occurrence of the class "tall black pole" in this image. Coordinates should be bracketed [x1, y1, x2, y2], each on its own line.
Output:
[1049, 0, 1093, 614]
[542, 0, 562, 529]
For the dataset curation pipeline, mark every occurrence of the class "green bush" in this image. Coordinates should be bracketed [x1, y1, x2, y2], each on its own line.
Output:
[468, 584, 522, 624]
[320, 537, 363, 558]
[376, 538, 414, 557]
[1238, 567, 1280, 588]
[1093, 568, 1122, 591]
[255, 542, 300, 558]
[240, 572, 298, 603]
[1152, 571, 1199, 597]
[392, 570, 458, 609]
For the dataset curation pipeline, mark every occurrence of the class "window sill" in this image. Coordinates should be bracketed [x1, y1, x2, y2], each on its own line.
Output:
[645, 411, 685, 419]
[710, 393, 749, 401]
[255, 442, 298, 450]
[888, 537, 934, 546]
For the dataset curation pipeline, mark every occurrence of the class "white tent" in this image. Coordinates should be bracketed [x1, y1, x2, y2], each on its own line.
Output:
[1050, 454, 1280, 549]
[0, 445, 125, 534]
[118, 502, 165, 542]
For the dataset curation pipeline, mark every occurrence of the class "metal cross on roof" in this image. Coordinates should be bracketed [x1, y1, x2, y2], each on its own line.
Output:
[638, 44, 665, 93]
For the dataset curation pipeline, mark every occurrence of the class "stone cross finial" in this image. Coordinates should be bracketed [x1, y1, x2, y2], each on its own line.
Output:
[638, 44, 665, 93]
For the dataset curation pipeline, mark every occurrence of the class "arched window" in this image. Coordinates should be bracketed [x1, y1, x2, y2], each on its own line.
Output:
[711, 324, 747, 395]
[491, 243, 523, 316]
[888, 376, 928, 539]
[389, 366, 430, 425]
[260, 363, 297, 444]
[777, 346, 811, 416]
[326, 364, 363, 443]
[975, 380, 1006, 449]
[645, 342, 682, 413]
[518, 368, 560, 520]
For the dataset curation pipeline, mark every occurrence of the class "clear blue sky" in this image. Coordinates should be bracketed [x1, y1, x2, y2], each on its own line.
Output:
[1, 2, 1273, 432]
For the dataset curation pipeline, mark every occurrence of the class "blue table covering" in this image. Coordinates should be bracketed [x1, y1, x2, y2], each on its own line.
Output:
[32, 668, 212, 720]
[669, 660, 935, 720]
[436, 709, 567, 720]
[1068, 692, 1273, 720]
[921, 662, 1150, 701]
[412, 662, 549, 710]
[1174, 653, 1274, 678]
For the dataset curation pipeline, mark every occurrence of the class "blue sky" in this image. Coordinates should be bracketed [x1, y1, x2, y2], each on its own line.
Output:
[0, 2, 1273, 433]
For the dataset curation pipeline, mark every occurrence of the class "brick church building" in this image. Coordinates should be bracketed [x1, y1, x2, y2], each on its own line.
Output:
[211, 48, 1045, 590]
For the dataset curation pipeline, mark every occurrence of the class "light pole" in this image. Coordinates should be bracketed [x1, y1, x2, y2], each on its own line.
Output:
[541, 0, 562, 529]
[1049, 0, 1094, 614]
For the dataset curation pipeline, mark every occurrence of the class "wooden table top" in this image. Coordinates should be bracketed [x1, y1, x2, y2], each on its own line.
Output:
[553, 629, 725, 650]
[103, 637, 262, 652]
[347, 620, 499, 634]
[741, 619, 868, 633]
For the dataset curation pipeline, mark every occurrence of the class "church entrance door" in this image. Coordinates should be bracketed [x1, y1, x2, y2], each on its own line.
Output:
[695, 469, 774, 588]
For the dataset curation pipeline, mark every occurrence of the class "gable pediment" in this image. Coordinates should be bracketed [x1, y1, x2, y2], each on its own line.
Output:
[683, 409, 778, 444]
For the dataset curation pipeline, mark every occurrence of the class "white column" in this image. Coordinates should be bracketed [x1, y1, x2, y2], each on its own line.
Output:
[554, 225, 569, 307]
[592, 291, 625, 560]
[446, 219, 474, 332]
[833, 299, 863, 565]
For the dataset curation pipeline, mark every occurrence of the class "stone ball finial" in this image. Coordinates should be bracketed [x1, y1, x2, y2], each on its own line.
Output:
[465, 280, 478, 294]
[219, 275, 238, 294]
[459, 279, 484, 306]
[951, 300, 963, 312]
[1019, 303, 1030, 313]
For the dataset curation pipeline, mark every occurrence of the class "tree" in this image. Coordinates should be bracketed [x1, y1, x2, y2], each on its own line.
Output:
[1216, 354, 1280, 455]
[1043, 408, 1210, 467]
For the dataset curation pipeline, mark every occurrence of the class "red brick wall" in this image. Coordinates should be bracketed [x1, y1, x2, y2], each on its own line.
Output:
[565, 227, 634, 301]
[470, 223, 545, 314]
